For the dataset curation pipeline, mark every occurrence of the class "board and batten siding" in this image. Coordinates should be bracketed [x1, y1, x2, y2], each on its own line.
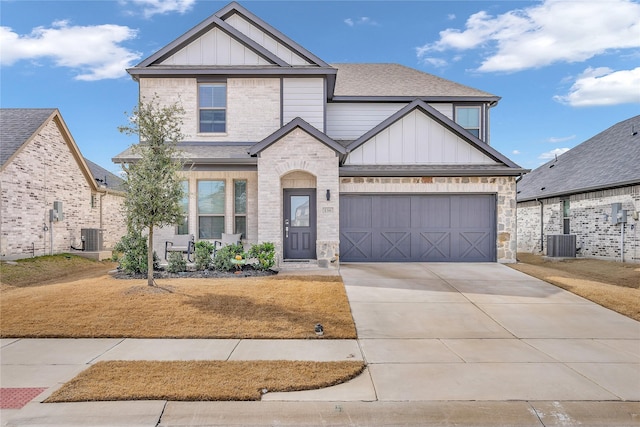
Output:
[282, 78, 324, 131]
[345, 109, 497, 165]
[326, 103, 453, 141]
[225, 13, 311, 66]
[160, 27, 270, 66]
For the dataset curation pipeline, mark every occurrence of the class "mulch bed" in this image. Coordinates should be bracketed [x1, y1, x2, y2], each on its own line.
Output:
[111, 266, 277, 280]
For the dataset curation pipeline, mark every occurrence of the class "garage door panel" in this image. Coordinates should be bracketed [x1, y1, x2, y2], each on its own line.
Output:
[375, 196, 411, 228]
[455, 196, 493, 228]
[340, 194, 496, 262]
[458, 231, 492, 261]
[412, 196, 451, 228]
[417, 231, 451, 260]
[341, 196, 372, 227]
[378, 231, 412, 260]
[341, 231, 373, 260]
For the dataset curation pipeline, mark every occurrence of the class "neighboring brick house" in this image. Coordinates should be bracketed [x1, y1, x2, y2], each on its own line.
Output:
[517, 115, 640, 263]
[0, 108, 126, 260]
[113, 1, 526, 267]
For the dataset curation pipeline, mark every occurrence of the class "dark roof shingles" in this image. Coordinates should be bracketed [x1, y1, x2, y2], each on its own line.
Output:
[331, 63, 497, 98]
[517, 115, 640, 201]
[0, 108, 56, 166]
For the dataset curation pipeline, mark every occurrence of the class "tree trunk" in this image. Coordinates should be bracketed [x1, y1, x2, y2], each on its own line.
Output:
[147, 225, 154, 286]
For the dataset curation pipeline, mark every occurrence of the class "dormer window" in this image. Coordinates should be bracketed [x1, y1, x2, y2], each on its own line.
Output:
[455, 106, 481, 139]
[199, 82, 226, 133]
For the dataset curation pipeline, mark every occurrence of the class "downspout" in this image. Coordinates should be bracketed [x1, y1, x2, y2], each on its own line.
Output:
[99, 192, 106, 230]
[537, 198, 544, 253]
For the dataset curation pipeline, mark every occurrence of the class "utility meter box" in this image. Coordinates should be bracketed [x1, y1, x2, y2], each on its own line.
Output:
[611, 203, 626, 225]
[51, 201, 64, 221]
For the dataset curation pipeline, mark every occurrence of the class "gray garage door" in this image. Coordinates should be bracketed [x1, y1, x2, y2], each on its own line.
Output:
[340, 194, 496, 262]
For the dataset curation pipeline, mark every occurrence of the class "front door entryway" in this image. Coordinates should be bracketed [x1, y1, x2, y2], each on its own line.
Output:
[283, 189, 316, 259]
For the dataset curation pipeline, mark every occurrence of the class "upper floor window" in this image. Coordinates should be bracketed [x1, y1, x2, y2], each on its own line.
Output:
[455, 106, 481, 139]
[199, 83, 226, 133]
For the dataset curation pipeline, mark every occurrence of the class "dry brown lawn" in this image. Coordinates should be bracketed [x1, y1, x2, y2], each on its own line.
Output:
[509, 253, 640, 321]
[45, 360, 365, 402]
[1, 260, 356, 339]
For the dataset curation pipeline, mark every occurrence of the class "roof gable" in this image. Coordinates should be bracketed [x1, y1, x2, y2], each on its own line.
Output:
[517, 115, 640, 201]
[345, 100, 520, 168]
[1, 108, 57, 167]
[133, 2, 329, 71]
[0, 108, 99, 192]
[250, 117, 346, 156]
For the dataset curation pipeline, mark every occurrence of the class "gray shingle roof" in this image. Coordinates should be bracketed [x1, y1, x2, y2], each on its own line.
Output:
[83, 158, 126, 192]
[331, 63, 498, 99]
[517, 115, 640, 202]
[1, 108, 56, 167]
[112, 142, 256, 164]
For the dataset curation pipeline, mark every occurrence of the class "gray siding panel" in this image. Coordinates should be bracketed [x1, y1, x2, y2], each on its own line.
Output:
[283, 78, 324, 131]
[340, 194, 496, 262]
[326, 102, 453, 140]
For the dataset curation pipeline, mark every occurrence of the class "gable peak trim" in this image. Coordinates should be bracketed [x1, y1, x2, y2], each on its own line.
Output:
[345, 99, 520, 169]
[249, 117, 346, 156]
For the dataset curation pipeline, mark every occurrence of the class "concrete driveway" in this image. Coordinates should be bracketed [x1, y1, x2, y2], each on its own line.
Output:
[340, 262, 640, 402]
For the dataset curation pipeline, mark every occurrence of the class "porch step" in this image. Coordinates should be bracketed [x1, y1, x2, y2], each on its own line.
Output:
[280, 259, 318, 268]
[277, 259, 340, 277]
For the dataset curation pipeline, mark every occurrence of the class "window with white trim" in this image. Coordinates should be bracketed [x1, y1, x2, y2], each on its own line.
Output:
[455, 106, 481, 138]
[199, 83, 226, 133]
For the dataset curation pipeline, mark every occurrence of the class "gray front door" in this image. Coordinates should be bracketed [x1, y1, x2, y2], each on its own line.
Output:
[283, 189, 316, 259]
[340, 194, 496, 262]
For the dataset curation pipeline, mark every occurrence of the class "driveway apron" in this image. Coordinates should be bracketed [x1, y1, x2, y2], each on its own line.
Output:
[340, 262, 640, 402]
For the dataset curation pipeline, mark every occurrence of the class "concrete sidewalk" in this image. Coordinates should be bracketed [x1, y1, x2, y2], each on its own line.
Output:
[2, 262, 639, 426]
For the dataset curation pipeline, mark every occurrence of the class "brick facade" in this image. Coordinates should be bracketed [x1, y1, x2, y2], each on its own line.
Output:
[1, 117, 125, 260]
[517, 185, 640, 263]
[256, 128, 340, 268]
[340, 176, 519, 263]
[140, 77, 281, 142]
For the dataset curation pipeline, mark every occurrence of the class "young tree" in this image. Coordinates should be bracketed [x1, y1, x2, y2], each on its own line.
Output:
[119, 98, 185, 286]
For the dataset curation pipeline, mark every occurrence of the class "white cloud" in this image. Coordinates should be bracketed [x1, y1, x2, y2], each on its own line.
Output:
[554, 67, 640, 107]
[512, 150, 520, 155]
[0, 21, 140, 81]
[546, 135, 576, 143]
[539, 147, 570, 160]
[417, 0, 640, 72]
[422, 57, 448, 68]
[447, 14, 456, 21]
[128, 0, 195, 18]
[344, 16, 378, 27]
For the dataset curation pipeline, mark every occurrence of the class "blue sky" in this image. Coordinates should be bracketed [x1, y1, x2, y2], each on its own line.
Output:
[2, 0, 639, 175]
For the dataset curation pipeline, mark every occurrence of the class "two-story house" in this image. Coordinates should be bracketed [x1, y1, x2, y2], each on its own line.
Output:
[113, 1, 526, 267]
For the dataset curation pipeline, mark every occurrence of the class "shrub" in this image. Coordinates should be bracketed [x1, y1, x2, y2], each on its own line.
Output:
[194, 240, 215, 271]
[212, 243, 244, 272]
[248, 242, 275, 271]
[114, 230, 159, 274]
[166, 251, 187, 273]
